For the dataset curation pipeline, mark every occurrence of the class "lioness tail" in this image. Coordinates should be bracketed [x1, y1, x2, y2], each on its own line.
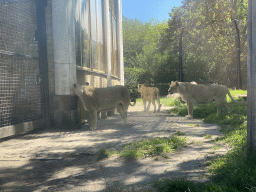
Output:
[227, 90, 245, 104]
[130, 98, 136, 106]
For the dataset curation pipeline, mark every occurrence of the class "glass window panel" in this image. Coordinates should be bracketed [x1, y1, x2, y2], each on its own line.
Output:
[81, 0, 90, 68]
[74, 0, 82, 66]
[109, 9, 112, 73]
[74, 0, 89, 68]
[96, 0, 104, 72]
[112, 16, 118, 76]
[90, 0, 97, 70]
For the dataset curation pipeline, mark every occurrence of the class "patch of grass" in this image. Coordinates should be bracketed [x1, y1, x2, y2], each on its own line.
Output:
[190, 140, 203, 145]
[97, 148, 116, 160]
[173, 130, 186, 136]
[166, 89, 255, 191]
[207, 145, 256, 192]
[153, 177, 203, 192]
[120, 136, 187, 160]
[211, 145, 221, 150]
[170, 104, 188, 116]
[97, 148, 110, 160]
[160, 97, 183, 107]
[205, 134, 212, 139]
[135, 97, 181, 108]
[214, 136, 225, 142]
[188, 124, 200, 127]
[157, 131, 167, 134]
[161, 153, 171, 159]
[105, 181, 126, 192]
[135, 98, 143, 104]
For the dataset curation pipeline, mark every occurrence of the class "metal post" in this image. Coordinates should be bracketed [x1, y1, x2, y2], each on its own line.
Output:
[103, 0, 112, 87]
[117, 0, 124, 85]
[247, 0, 256, 164]
[179, 27, 184, 82]
[36, 0, 50, 121]
[234, 19, 242, 89]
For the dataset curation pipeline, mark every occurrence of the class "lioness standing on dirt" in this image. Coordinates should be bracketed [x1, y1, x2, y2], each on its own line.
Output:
[74, 84, 136, 130]
[168, 81, 245, 118]
[138, 84, 162, 112]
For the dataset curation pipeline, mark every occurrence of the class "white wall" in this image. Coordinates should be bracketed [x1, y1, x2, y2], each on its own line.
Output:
[52, 0, 76, 95]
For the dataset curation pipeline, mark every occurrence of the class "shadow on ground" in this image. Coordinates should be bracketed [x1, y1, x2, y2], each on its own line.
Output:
[0, 108, 225, 191]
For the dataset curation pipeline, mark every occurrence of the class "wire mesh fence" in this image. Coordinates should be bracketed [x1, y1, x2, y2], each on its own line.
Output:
[0, 0, 43, 128]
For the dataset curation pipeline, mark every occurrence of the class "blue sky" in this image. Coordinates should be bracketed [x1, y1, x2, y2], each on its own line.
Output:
[122, 0, 182, 23]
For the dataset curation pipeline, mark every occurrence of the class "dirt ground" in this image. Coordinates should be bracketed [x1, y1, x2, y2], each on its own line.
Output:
[0, 104, 231, 192]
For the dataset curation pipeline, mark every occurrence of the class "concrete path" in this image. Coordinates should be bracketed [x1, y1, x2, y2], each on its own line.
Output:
[0, 104, 230, 192]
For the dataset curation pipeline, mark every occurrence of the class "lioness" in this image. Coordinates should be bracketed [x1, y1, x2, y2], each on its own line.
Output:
[168, 81, 245, 118]
[74, 84, 136, 130]
[138, 84, 162, 112]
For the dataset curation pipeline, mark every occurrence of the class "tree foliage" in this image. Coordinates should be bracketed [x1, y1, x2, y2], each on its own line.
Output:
[123, 17, 172, 96]
[161, 0, 248, 88]
[123, 0, 248, 97]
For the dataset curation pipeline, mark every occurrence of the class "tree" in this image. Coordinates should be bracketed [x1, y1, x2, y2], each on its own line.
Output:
[123, 17, 170, 96]
[161, 0, 248, 88]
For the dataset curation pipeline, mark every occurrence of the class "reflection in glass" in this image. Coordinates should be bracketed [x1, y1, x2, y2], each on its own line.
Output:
[112, 16, 118, 77]
[81, 0, 90, 68]
[74, 0, 81, 66]
[96, 0, 104, 72]
[74, 0, 90, 67]
[74, 0, 118, 76]
[109, 10, 112, 74]
[91, 0, 97, 70]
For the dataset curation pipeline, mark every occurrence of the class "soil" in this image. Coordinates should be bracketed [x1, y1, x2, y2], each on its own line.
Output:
[0, 104, 231, 192]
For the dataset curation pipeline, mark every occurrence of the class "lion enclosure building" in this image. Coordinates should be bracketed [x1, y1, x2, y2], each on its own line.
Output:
[0, 0, 124, 138]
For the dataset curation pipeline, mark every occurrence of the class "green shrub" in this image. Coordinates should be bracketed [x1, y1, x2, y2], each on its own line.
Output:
[153, 177, 202, 192]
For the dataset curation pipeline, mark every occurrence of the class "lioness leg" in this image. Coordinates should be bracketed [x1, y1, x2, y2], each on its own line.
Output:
[224, 102, 231, 113]
[157, 98, 161, 112]
[89, 110, 98, 130]
[216, 101, 231, 113]
[186, 102, 194, 118]
[152, 99, 156, 113]
[143, 99, 147, 111]
[117, 104, 127, 125]
[146, 100, 151, 111]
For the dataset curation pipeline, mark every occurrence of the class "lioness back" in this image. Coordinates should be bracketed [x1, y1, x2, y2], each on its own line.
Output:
[93, 85, 130, 110]
[178, 83, 228, 103]
[74, 84, 134, 130]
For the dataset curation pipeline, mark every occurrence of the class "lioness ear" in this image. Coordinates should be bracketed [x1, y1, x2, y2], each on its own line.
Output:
[171, 81, 177, 86]
[83, 87, 94, 96]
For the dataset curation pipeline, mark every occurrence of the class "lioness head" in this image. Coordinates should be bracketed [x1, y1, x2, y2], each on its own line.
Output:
[168, 81, 179, 94]
[137, 84, 145, 92]
[74, 84, 94, 97]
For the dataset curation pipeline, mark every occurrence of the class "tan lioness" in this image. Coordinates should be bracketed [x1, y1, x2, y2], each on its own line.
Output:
[168, 81, 245, 118]
[74, 84, 136, 130]
[138, 84, 162, 112]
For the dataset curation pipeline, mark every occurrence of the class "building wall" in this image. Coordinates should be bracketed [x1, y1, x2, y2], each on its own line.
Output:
[46, 0, 124, 128]
[0, 0, 124, 135]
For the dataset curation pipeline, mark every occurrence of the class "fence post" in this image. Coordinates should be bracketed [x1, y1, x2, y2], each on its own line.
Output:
[233, 19, 242, 89]
[247, 0, 256, 164]
[36, 0, 50, 121]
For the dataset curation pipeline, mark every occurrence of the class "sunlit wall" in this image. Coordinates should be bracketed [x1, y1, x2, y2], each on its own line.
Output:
[74, 0, 121, 87]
